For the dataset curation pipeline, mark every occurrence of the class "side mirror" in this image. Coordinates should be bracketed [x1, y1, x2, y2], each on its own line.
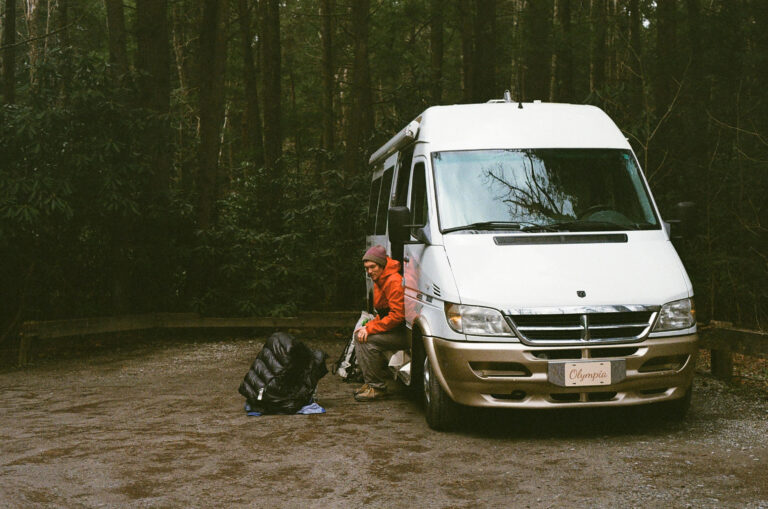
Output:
[388, 206, 431, 250]
[666, 201, 696, 240]
[388, 206, 411, 245]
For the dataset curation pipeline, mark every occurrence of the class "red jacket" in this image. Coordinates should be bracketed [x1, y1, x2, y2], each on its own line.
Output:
[365, 257, 405, 335]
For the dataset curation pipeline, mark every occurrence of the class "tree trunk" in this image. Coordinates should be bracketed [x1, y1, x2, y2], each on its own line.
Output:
[429, 0, 443, 105]
[24, 0, 45, 89]
[590, 0, 607, 94]
[105, 0, 129, 76]
[473, 0, 496, 102]
[628, 0, 642, 115]
[2, 0, 16, 104]
[683, 0, 705, 153]
[258, 0, 283, 230]
[555, 0, 574, 102]
[523, 0, 553, 102]
[196, 0, 229, 229]
[54, 0, 69, 49]
[135, 0, 172, 193]
[320, 0, 334, 170]
[237, 0, 264, 168]
[343, 0, 372, 175]
[259, 0, 282, 172]
[654, 0, 677, 116]
[135, 0, 170, 113]
[458, 0, 473, 103]
[171, 1, 196, 93]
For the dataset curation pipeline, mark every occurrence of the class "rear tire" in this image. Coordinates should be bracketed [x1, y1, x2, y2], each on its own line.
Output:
[423, 356, 460, 431]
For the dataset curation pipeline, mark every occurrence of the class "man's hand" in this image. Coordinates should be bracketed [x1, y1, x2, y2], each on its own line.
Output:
[355, 327, 369, 343]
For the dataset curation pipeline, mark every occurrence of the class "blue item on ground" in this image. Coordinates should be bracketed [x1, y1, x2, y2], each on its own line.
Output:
[245, 401, 326, 417]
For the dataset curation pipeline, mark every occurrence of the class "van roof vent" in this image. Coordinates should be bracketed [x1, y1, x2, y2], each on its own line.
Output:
[487, 90, 517, 104]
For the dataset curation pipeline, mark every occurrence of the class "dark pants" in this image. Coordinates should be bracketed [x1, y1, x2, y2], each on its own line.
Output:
[354, 327, 408, 390]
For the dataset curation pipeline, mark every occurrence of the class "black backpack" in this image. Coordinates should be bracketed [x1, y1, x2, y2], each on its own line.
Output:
[238, 332, 328, 414]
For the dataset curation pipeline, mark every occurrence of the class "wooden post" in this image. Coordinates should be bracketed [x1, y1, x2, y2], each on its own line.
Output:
[705, 320, 734, 382]
[710, 348, 733, 382]
[18, 333, 34, 367]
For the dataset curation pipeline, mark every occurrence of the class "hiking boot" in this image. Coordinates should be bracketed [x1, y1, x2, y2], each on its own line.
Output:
[354, 385, 388, 402]
[353, 383, 371, 396]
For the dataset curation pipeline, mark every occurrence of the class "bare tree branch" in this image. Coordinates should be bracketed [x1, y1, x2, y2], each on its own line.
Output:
[0, 15, 83, 50]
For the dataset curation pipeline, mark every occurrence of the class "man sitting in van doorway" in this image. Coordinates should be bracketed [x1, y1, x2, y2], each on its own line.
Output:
[354, 245, 407, 402]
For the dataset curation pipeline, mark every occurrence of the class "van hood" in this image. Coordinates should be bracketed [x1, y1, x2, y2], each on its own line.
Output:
[443, 232, 691, 310]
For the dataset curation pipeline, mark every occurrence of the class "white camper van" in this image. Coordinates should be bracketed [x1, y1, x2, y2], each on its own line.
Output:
[366, 99, 698, 430]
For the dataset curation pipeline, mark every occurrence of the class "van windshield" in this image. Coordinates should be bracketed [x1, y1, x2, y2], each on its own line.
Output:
[432, 149, 660, 233]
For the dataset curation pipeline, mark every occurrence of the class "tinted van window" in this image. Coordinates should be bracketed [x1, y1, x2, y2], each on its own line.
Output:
[375, 168, 394, 235]
[410, 162, 428, 226]
[368, 176, 382, 234]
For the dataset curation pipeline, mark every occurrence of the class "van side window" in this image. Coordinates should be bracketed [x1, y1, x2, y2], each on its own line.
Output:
[410, 162, 428, 226]
[375, 168, 394, 235]
[368, 176, 382, 234]
[395, 144, 414, 206]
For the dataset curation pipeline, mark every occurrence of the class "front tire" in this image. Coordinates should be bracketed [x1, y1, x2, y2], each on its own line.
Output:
[408, 330, 425, 399]
[659, 385, 692, 421]
[423, 356, 460, 431]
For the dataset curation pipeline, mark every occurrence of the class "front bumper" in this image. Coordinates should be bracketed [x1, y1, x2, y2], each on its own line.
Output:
[424, 333, 698, 409]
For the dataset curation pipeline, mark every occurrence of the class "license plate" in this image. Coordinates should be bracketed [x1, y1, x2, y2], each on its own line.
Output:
[564, 361, 612, 387]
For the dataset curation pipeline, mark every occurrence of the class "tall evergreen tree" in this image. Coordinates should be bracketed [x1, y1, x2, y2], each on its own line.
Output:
[344, 0, 373, 174]
[522, 0, 553, 101]
[430, 0, 444, 105]
[473, 0, 496, 102]
[237, 0, 264, 168]
[197, 0, 229, 229]
[105, 0, 129, 77]
[320, 0, 335, 172]
[2, 0, 16, 104]
[258, 0, 283, 229]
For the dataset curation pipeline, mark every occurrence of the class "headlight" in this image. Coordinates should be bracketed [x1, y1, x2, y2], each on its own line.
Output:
[445, 303, 514, 336]
[652, 298, 696, 332]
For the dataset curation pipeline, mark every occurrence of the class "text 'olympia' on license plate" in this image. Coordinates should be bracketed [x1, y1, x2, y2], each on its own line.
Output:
[565, 361, 612, 386]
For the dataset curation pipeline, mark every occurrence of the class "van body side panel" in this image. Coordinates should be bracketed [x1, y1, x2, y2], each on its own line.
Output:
[404, 245, 463, 341]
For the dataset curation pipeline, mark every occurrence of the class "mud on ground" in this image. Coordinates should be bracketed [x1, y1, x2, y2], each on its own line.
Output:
[1, 332, 767, 508]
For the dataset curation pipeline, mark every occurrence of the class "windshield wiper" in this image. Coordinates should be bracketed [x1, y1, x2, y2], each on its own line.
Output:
[520, 223, 562, 232]
[443, 221, 542, 233]
[533, 220, 640, 232]
[445, 219, 639, 234]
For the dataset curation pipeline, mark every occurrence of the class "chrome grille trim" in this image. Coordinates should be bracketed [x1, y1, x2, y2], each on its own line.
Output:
[590, 323, 651, 329]
[505, 305, 659, 315]
[517, 326, 582, 331]
[504, 306, 659, 345]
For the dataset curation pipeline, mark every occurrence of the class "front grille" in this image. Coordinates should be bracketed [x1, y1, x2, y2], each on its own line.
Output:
[508, 310, 656, 345]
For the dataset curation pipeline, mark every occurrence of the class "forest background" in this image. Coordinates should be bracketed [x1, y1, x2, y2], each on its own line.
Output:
[1, 0, 766, 348]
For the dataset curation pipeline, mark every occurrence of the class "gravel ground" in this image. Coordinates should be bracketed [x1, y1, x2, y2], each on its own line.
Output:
[0, 333, 766, 508]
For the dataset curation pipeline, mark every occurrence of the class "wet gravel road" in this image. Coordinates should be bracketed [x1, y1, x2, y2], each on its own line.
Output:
[1, 334, 766, 508]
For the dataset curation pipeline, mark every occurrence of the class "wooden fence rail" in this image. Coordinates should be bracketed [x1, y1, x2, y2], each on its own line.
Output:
[17, 311, 360, 367]
[16, 315, 768, 378]
[697, 321, 768, 382]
